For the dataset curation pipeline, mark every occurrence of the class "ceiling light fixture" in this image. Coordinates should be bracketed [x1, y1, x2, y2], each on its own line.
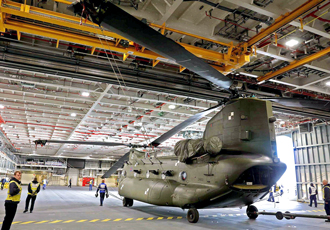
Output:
[326, 81, 330, 86]
[81, 92, 90, 97]
[285, 39, 299, 47]
[71, 113, 76, 117]
[0, 104, 5, 109]
[168, 104, 176, 110]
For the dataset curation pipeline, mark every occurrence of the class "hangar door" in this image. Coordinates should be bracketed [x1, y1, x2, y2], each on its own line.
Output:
[292, 124, 330, 200]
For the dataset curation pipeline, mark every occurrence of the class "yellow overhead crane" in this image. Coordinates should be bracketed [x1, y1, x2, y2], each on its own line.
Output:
[0, 0, 326, 80]
[0, 0, 251, 75]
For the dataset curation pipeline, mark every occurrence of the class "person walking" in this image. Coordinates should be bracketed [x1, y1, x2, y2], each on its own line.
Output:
[309, 183, 318, 208]
[1, 171, 22, 230]
[68, 178, 72, 188]
[89, 179, 93, 191]
[23, 178, 41, 213]
[42, 178, 47, 190]
[1, 178, 6, 190]
[95, 180, 108, 206]
[323, 180, 330, 222]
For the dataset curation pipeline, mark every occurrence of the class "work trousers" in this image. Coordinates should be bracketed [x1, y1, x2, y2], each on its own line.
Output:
[1, 184, 3, 190]
[1, 203, 18, 230]
[268, 193, 274, 202]
[325, 201, 330, 215]
[68, 183, 71, 188]
[25, 195, 37, 212]
[310, 195, 317, 207]
[100, 193, 105, 206]
[42, 184, 46, 190]
[89, 184, 92, 191]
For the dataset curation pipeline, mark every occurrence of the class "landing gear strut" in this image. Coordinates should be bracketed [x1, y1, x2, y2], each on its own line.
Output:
[187, 208, 199, 223]
[123, 197, 133, 207]
[246, 205, 258, 220]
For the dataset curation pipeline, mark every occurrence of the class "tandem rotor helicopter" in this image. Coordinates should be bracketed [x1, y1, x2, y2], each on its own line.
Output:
[34, 0, 330, 223]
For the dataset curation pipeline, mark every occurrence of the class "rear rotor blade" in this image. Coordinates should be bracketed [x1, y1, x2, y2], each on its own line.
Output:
[102, 151, 130, 178]
[262, 98, 330, 112]
[34, 140, 130, 147]
[150, 104, 222, 147]
[98, 3, 232, 89]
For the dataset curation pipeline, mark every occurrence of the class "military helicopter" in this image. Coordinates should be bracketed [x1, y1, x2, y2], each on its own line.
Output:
[34, 0, 330, 223]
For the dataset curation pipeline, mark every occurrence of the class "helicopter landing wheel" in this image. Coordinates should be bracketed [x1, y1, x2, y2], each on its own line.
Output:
[187, 208, 199, 223]
[246, 205, 258, 220]
[123, 197, 133, 207]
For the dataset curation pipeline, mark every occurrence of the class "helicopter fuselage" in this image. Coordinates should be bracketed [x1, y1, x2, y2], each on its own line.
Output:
[118, 149, 286, 209]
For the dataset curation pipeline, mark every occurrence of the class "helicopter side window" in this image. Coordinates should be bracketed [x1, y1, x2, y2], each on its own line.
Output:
[179, 171, 187, 181]
[121, 170, 126, 178]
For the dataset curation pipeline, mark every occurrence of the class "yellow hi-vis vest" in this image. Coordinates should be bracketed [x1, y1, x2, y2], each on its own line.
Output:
[28, 182, 40, 196]
[6, 181, 22, 202]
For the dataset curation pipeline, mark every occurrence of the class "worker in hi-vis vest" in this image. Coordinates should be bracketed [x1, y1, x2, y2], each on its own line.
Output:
[24, 177, 41, 213]
[1, 171, 22, 230]
[309, 183, 318, 208]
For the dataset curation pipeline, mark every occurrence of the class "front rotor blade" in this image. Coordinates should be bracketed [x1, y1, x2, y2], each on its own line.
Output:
[262, 98, 330, 112]
[102, 151, 130, 178]
[98, 3, 232, 89]
[150, 104, 222, 147]
[34, 140, 129, 146]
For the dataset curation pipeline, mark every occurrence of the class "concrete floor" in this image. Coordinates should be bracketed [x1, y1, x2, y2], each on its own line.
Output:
[0, 186, 329, 230]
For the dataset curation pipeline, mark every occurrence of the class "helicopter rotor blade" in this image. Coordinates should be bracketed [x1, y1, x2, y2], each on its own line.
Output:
[89, 2, 232, 89]
[33, 140, 130, 147]
[261, 98, 330, 112]
[150, 104, 223, 147]
[102, 151, 130, 178]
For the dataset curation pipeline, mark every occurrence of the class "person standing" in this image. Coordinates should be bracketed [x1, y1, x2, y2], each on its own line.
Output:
[95, 180, 108, 206]
[23, 178, 40, 213]
[68, 178, 72, 188]
[42, 178, 47, 190]
[309, 183, 318, 208]
[89, 179, 93, 191]
[1, 171, 22, 230]
[322, 180, 330, 222]
[267, 186, 274, 202]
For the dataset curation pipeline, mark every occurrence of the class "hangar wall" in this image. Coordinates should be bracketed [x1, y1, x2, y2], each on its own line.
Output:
[292, 124, 330, 200]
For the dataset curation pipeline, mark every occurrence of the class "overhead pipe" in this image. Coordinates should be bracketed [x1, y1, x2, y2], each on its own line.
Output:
[184, 0, 272, 25]
[246, 0, 326, 47]
[257, 45, 330, 82]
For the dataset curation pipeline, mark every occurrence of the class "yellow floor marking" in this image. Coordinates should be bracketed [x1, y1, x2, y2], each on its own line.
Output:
[147, 217, 153, 220]
[204, 215, 209, 217]
[49, 220, 62, 224]
[157, 217, 164, 220]
[35, 220, 49, 224]
[21, 221, 35, 224]
[113, 218, 122, 221]
[125, 218, 133, 221]
[90, 219, 99, 222]
[307, 210, 312, 212]
[312, 210, 317, 212]
[228, 214, 234, 216]
[77, 220, 87, 223]
[102, 219, 111, 222]
[212, 215, 217, 217]
[177, 217, 183, 219]
[136, 218, 144, 221]
[167, 217, 173, 219]
[12, 221, 21, 224]
[236, 214, 241, 216]
[63, 220, 75, 223]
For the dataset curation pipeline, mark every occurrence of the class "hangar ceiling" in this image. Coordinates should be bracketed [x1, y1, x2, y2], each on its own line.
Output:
[0, 0, 330, 160]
